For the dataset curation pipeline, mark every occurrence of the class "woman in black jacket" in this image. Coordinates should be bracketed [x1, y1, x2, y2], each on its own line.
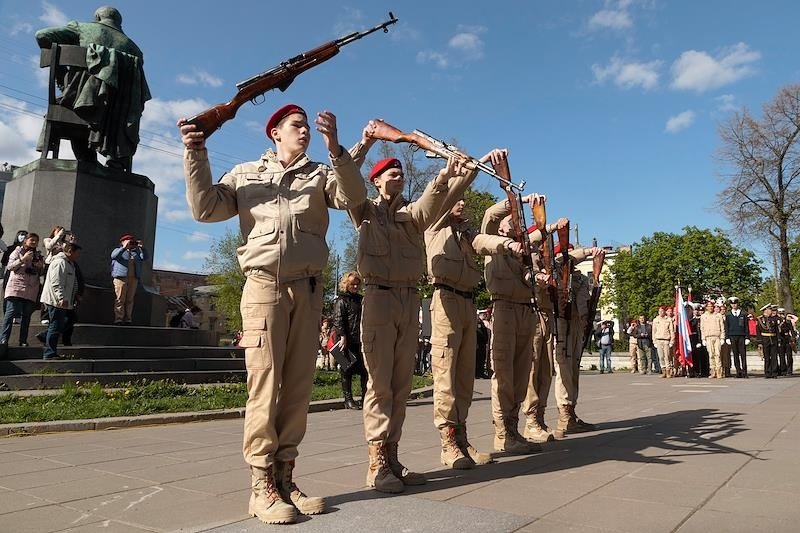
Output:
[332, 271, 367, 409]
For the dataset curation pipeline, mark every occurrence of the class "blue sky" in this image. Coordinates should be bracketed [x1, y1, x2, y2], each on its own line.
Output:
[1, 0, 798, 273]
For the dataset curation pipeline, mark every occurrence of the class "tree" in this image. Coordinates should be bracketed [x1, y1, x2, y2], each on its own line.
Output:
[717, 84, 800, 312]
[604, 226, 763, 322]
[204, 228, 245, 332]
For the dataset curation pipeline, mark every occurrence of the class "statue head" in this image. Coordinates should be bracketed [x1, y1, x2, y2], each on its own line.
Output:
[94, 6, 122, 30]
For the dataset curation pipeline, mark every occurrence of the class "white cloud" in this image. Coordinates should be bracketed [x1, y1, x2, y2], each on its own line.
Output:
[164, 209, 193, 222]
[670, 42, 760, 93]
[153, 259, 192, 272]
[9, 20, 34, 36]
[0, 94, 69, 165]
[588, 9, 633, 30]
[176, 69, 223, 88]
[418, 25, 487, 69]
[140, 97, 210, 132]
[39, 2, 68, 27]
[189, 231, 212, 242]
[332, 7, 365, 36]
[182, 250, 208, 261]
[592, 56, 662, 90]
[665, 110, 695, 133]
[716, 94, 737, 112]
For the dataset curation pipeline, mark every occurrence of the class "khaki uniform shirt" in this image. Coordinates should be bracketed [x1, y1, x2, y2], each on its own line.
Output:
[183, 147, 366, 281]
[652, 315, 675, 342]
[700, 312, 726, 340]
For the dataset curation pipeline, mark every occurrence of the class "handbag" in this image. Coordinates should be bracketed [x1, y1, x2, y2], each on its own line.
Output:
[330, 342, 358, 373]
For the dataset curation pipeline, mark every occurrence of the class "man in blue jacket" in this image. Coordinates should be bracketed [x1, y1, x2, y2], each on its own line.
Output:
[110, 234, 147, 324]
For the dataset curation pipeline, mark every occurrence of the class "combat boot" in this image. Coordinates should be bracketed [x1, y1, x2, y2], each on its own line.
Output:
[454, 425, 493, 465]
[571, 406, 596, 432]
[274, 460, 326, 515]
[556, 405, 592, 437]
[493, 420, 538, 454]
[523, 408, 555, 443]
[386, 442, 427, 485]
[366, 442, 404, 493]
[661, 369, 667, 378]
[440, 427, 474, 469]
[249, 466, 297, 525]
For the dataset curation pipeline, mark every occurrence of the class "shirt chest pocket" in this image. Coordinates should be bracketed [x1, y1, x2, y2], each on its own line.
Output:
[242, 172, 279, 203]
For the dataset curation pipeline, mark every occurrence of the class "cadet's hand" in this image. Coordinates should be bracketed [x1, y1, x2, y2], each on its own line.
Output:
[177, 119, 206, 150]
[479, 148, 507, 167]
[701, 341, 707, 347]
[535, 272, 551, 285]
[725, 338, 731, 345]
[316, 111, 342, 157]
[745, 339, 750, 345]
[436, 155, 459, 185]
[669, 342, 674, 348]
[522, 193, 546, 205]
[361, 120, 379, 148]
[587, 246, 604, 257]
[695, 343, 702, 348]
[507, 241, 524, 256]
[555, 217, 569, 230]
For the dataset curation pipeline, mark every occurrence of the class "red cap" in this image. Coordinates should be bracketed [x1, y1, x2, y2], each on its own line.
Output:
[265, 104, 307, 141]
[527, 225, 538, 234]
[553, 242, 574, 255]
[369, 158, 402, 182]
[119, 234, 134, 243]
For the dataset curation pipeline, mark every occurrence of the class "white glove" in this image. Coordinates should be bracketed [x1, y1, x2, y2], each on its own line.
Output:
[725, 339, 731, 345]
[745, 339, 750, 345]
[695, 343, 702, 348]
[701, 341, 707, 347]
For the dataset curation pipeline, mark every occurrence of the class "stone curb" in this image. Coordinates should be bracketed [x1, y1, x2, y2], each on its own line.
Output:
[0, 385, 434, 437]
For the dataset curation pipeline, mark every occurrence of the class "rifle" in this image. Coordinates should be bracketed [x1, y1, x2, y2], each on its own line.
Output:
[556, 223, 572, 354]
[582, 250, 606, 355]
[532, 201, 559, 342]
[367, 120, 526, 191]
[184, 13, 398, 138]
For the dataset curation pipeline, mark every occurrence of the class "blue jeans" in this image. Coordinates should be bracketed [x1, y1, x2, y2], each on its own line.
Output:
[0, 297, 34, 345]
[600, 344, 613, 372]
[43, 305, 68, 359]
[651, 347, 661, 372]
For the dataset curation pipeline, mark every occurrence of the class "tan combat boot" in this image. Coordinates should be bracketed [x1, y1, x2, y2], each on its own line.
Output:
[661, 369, 667, 378]
[366, 442, 404, 493]
[249, 466, 297, 525]
[555, 405, 572, 438]
[440, 427, 474, 470]
[386, 442, 427, 485]
[523, 407, 555, 443]
[274, 460, 326, 515]
[454, 425, 493, 465]
[493, 419, 538, 454]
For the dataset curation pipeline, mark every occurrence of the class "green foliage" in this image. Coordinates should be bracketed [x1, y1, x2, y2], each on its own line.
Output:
[0, 374, 434, 423]
[605, 226, 763, 321]
[204, 228, 245, 332]
[465, 188, 499, 309]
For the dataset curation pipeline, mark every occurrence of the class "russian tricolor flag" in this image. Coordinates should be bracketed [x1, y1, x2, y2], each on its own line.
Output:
[675, 287, 693, 367]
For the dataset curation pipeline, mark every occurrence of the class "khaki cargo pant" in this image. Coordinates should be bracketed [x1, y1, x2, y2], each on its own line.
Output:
[362, 286, 420, 444]
[490, 300, 535, 429]
[240, 273, 323, 469]
[554, 314, 583, 407]
[113, 277, 137, 322]
[523, 310, 554, 420]
[628, 341, 639, 371]
[705, 335, 721, 376]
[654, 339, 672, 371]
[431, 288, 477, 430]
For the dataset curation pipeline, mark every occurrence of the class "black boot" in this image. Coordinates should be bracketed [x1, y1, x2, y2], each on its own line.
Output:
[341, 373, 359, 410]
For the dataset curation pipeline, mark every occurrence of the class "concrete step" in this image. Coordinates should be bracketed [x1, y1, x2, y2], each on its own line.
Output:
[13, 324, 218, 347]
[0, 370, 246, 390]
[0, 358, 245, 375]
[3, 345, 243, 361]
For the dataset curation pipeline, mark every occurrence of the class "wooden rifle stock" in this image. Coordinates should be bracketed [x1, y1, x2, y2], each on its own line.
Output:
[532, 202, 559, 341]
[582, 250, 606, 354]
[184, 13, 398, 138]
[556, 224, 572, 352]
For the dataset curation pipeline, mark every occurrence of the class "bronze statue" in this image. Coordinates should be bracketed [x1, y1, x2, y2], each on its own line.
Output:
[35, 6, 150, 172]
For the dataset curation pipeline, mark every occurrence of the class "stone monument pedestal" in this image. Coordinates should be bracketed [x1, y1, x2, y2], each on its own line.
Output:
[1, 158, 165, 326]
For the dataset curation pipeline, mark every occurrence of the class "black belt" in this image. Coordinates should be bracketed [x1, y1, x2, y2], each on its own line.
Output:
[434, 284, 474, 299]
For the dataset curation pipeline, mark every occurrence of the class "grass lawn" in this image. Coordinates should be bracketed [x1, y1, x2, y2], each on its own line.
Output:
[0, 371, 433, 424]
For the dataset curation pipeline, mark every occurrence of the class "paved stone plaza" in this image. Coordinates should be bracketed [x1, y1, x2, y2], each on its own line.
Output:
[1, 373, 799, 532]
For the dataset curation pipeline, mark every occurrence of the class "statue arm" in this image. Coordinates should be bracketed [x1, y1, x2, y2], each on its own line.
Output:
[35, 23, 80, 49]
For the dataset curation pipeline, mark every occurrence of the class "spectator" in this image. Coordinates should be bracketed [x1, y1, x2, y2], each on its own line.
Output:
[633, 314, 653, 374]
[597, 320, 614, 373]
[0, 233, 43, 347]
[61, 232, 84, 346]
[626, 319, 640, 373]
[2, 230, 28, 296]
[180, 306, 201, 329]
[0, 223, 7, 277]
[39, 242, 81, 360]
[331, 271, 366, 409]
[110, 234, 147, 325]
[39, 225, 69, 325]
[476, 309, 490, 378]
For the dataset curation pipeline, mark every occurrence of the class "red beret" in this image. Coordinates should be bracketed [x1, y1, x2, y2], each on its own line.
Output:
[119, 234, 134, 243]
[369, 158, 402, 182]
[553, 242, 574, 255]
[265, 104, 307, 141]
[527, 225, 538, 234]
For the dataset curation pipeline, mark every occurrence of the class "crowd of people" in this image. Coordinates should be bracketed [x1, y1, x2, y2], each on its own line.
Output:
[0, 225, 155, 360]
[623, 297, 797, 379]
[179, 103, 606, 524]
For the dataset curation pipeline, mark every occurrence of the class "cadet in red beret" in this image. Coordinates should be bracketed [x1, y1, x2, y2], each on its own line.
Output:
[177, 105, 367, 524]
